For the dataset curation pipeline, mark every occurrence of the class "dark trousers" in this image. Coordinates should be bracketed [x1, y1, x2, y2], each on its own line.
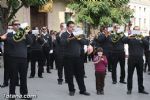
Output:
[49, 53, 55, 69]
[88, 53, 94, 61]
[43, 51, 51, 72]
[3, 54, 10, 85]
[27, 52, 31, 67]
[127, 56, 144, 91]
[9, 57, 28, 95]
[105, 52, 112, 72]
[3, 54, 19, 85]
[81, 54, 86, 76]
[55, 54, 67, 82]
[30, 50, 44, 77]
[144, 51, 150, 71]
[95, 71, 105, 91]
[84, 53, 88, 63]
[111, 52, 125, 82]
[64, 56, 86, 92]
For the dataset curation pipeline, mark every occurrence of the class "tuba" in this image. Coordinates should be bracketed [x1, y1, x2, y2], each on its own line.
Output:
[13, 23, 30, 42]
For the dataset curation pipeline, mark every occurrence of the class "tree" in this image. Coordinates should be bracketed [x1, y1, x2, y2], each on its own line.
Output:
[0, 0, 49, 33]
[67, 0, 133, 29]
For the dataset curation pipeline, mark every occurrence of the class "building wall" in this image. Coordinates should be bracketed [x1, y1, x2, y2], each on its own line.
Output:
[15, 7, 31, 26]
[48, 0, 66, 31]
[15, 0, 150, 34]
[129, 0, 150, 35]
[15, 0, 67, 32]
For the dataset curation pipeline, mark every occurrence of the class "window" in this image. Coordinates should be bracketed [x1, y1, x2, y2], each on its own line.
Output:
[144, 8, 146, 12]
[144, 18, 146, 27]
[65, 12, 73, 23]
[134, 6, 136, 12]
[139, 7, 141, 11]
[139, 18, 141, 29]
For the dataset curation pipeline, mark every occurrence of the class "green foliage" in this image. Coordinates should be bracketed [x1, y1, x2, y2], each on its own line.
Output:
[68, 0, 133, 27]
[0, 0, 49, 32]
[3, 0, 49, 23]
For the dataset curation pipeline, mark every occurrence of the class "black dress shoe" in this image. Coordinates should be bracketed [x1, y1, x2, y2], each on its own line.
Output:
[97, 91, 101, 95]
[47, 71, 51, 73]
[112, 81, 117, 84]
[100, 91, 104, 95]
[21, 97, 32, 100]
[139, 91, 149, 94]
[65, 80, 68, 83]
[80, 91, 90, 96]
[8, 98, 15, 100]
[120, 81, 127, 84]
[16, 84, 20, 86]
[108, 69, 112, 72]
[69, 91, 75, 96]
[0, 84, 8, 88]
[29, 76, 34, 78]
[38, 76, 43, 78]
[127, 90, 132, 95]
[58, 81, 62, 85]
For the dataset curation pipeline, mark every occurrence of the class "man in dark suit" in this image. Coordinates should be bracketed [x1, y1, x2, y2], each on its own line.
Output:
[41, 27, 53, 73]
[0, 20, 32, 100]
[144, 31, 150, 74]
[61, 21, 90, 96]
[122, 26, 149, 95]
[97, 27, 113, 72]
[110, 25, 126, 84]
[0, 25, 19, 88]
[29, 32, 45, 78]
[55, 23, 67, 84]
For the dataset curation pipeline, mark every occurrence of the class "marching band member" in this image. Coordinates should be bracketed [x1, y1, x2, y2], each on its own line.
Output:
[122, 26, 149, 95]
[144, 31, 150, 74]
[110, 25, 126, 84]
[55, 23, 67, 84]
[97, 26, 113, 72]
[0, 20, 32, 99]
[41, 27, 53, 73]
[61, 21, 90, 96]
[29, 29, 45, 78]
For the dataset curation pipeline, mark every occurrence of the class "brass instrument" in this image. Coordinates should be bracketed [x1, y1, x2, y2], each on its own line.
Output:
[73, 27, 85, 40]
[129, 34, 144, 40]
[111, 32, 124, 43]
[13, 23, 30, 42]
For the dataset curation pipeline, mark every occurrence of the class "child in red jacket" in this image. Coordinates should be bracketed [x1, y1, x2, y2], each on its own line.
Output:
[93, 47, 108, 95]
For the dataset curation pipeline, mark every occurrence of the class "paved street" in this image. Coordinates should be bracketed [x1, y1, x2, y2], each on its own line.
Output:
[0, 61, 150, 100]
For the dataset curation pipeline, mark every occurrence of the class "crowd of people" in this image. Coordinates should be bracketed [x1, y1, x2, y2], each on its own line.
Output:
[0, 20, 150, 100]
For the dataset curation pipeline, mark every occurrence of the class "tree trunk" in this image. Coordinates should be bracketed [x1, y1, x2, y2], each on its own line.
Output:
[0, 7, 7, 34]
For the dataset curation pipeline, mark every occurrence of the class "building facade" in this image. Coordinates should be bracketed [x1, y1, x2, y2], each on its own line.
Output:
[15, 0, 73, 31]
[129, 0, 150, 35]
[1, 0, 150, 33]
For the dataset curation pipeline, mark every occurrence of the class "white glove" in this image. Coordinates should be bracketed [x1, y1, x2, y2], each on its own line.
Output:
[84, 45, 88, 53]
[49, 50, 53, 54]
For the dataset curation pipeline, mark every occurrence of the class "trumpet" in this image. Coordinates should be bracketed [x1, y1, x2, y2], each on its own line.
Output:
[13, 23, 30, 42]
